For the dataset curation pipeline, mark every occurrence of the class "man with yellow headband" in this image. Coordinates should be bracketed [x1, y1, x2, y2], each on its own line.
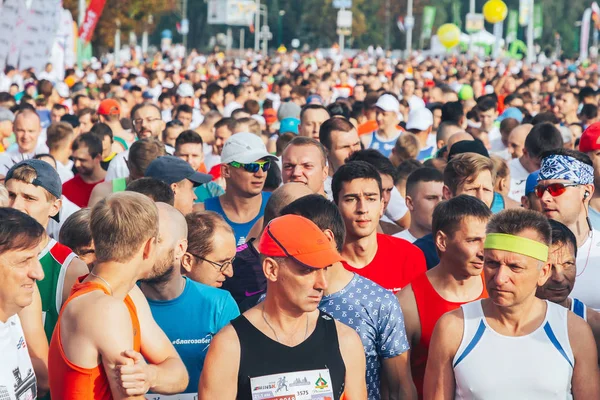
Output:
[536, 148, 600, 310]
[424, 209, 600, 399]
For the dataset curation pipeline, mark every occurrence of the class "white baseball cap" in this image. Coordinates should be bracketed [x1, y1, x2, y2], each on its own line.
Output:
[176, 83, 194, 98]
[406, 108, 433, 131]
[54, 82, 69, 98]
[221, 132, 278, 165]
[374, 94, 400, 113]
[408, 96, 426, 111]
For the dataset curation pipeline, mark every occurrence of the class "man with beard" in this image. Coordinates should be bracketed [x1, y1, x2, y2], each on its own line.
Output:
[140, 202, 239, 398]
[105, 103, 169, 180]
[49, 192, 189, 398]
[62, 133, 106, 207]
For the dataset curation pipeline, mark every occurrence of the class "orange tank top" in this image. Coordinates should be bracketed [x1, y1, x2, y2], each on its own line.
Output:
[410, 272, 487, 398]
[49, 280, 141, 400]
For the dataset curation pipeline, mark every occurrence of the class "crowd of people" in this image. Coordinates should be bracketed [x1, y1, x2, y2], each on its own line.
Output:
[2, 48, 600, 399]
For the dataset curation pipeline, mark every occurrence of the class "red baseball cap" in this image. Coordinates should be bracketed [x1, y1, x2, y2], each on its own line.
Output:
[258, 215, 343, 269]
[98, 99, 121, 116]
[579, 122, 600, 153]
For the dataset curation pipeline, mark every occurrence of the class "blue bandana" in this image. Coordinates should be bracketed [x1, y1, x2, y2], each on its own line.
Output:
[538, 154, 594, 184]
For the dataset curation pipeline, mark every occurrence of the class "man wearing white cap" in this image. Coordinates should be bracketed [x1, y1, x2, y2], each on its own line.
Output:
[361, 94, 403, 158]
[196, 132, 278, 246]
[176, 83, 203, 129]
[406, 107, 436, 161]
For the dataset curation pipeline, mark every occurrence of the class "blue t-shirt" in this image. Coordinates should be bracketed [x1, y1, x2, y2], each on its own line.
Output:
[319, 274, 410, 400]
[590, 206, 600, 231]
[146, 277, 240, 394]
[204, 191, 272, 246]
[414, 233, 439, 270]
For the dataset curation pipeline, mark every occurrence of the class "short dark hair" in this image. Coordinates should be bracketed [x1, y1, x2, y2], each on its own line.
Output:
[525, 123, 564, 159]
[319, 117, 355, 151]
[432, 195, 492, 239]
[580, 104, 598, 120]
[477, 98, 496, 113]
[346, 149, 397, 183]
[579, 87, 597, 103]
[264, 162, 282, 191]
[531, 112, 560, 125]
[174, 104, 193, 116]
[327, 102, 351, 119]
[59, 208, 92, 254]
[549, 219, 578, 258]
[441, 101, 464, 124]
[486, 208, 552, 246]
[125, 177, 175, 205]
[406, 167, 444, 198]
[72, 133, 103, 158]
[300, 104, 329, 121]
[89, 123, 113, 141]
[396, 159, 423, 182]
[331, 161, 382, 204]
[0, 207, 45, 254]
[175, 130, 203, 150]
[504, 93, 522, 106]
[539, 148, 593, 168]
[214, 117, 235, 132]
[46, 122, 74, 152]
[281, 194, 346, 252]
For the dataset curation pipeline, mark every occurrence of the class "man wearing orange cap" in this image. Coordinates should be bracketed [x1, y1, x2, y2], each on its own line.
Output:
[97, 98, 134, 152]
[579, 121, 600, 230]
[199, 214, 368, 400]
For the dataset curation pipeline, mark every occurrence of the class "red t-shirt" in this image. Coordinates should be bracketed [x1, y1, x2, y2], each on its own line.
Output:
[62, 175, 104, 207]
[342, 234, 427, 292]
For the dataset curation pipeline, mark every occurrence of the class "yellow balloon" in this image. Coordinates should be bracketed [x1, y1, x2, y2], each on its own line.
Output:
[483, 0, 508, 24]
[438, 23, 461, 49]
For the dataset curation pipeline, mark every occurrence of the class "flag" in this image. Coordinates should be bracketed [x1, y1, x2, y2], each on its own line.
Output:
[397, 16, 405, 32]
[421, 6, 436, 40]
[78, 0, 107, 43]
[506, 10, 518, 44]
[533, 4, 543, 40]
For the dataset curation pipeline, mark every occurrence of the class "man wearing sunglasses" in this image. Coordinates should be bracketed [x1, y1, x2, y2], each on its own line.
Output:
[140, 203, 239, 398]
[537, 148, 600, 310]
[198, 132, 277, 246]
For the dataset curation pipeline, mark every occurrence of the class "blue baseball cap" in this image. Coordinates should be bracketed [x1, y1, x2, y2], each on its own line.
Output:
[498, 107, 524, 123]
[279, 117, 300, 135]
[145, 156, 212, 187]
[525, 170, 540, 196]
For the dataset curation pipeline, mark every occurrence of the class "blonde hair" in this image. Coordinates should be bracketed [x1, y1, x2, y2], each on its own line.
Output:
[7, 165, 56, 202]
[91, 192, 159, 263]
[444, 153, 496, 195]
[394, 134, 420, 163]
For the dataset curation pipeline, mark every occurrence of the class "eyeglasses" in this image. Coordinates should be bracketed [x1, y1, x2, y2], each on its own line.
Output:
[189, 252, 235, 272]
[134, 117, 162, 126]
[230, 160, 271, 173]
[535, 183, 580, 198]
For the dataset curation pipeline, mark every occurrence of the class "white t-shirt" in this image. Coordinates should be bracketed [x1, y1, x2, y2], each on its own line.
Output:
[56, 159, 74, 184]
[572, 229, 600, 311]
[393, 229, 418, 243]
[508, 157, 530, 202]
[0, 314, 37, 400]
[105, 146, 174, 181]
[0, 142, 50, 176]
[47, 196, 81, 240]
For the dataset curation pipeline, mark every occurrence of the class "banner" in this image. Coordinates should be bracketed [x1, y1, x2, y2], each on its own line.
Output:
[452, 2, 462, 28]
[78, 0, 107, 43]
[0, 0, 23, 71]
[593, 2, 600, 29]
[581, 7, 593, 60]
[506, 10, 518, 44]
[519, 0, 533, 26]
[534, 4, 542, 40]
[421, 6, 436, 40]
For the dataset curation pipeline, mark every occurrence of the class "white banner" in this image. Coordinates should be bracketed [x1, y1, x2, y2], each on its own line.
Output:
[0, 0, 23, 71]
[19, 0, 62, 73]
[207, 0, 256, 26]
[582, 8, 593, 60]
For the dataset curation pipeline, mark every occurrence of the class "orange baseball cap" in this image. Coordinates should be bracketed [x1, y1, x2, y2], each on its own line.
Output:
[263, 108, 277, 125]
[259, 214, 343, 269]
[98, 99, 121, 116]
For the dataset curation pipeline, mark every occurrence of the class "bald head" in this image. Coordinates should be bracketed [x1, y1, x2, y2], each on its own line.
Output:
[263, 182, 314, 228]
[437, 122, 464, 147]
[447, 132, 473, 153]
[14, 109, 42, 154]
[507, 123, 532, 159]
[157, 202, 188, 242]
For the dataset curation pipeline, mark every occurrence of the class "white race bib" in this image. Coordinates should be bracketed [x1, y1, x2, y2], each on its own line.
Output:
[250, 368, 334, 400]
[145, 394, 197, 400]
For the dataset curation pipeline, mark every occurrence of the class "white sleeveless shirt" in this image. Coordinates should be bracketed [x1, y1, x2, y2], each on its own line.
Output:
[453, 300, 574, 400]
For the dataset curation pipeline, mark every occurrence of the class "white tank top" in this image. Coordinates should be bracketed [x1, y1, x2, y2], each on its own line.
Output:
[453, 300, 574, 400]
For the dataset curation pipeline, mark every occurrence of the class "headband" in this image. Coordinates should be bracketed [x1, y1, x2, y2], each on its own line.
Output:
[538, 154, 594, 185]
[484, 233, 549, 262]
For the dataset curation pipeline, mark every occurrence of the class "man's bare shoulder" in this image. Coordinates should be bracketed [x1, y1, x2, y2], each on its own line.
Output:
[62, 291, 130, 330]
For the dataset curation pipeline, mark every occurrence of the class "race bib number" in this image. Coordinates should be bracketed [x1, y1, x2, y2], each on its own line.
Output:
[250, 368, 334, 400]
[145, 394, 197, 400]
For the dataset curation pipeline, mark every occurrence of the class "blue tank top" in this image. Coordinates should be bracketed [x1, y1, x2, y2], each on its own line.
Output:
[204, 192, 271, 246]
[367, 131, 399, 158]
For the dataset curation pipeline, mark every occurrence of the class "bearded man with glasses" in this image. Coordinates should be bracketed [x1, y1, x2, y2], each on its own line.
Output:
[536, 148, 600, 310]
[196, 132, 278, 246]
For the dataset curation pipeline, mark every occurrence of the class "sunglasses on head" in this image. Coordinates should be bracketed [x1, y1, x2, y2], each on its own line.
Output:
[535, 182, 580, 198]
[230, 160, 271, 173]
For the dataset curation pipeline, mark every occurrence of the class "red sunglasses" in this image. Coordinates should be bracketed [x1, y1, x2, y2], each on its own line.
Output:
[535, 183, 580, 198]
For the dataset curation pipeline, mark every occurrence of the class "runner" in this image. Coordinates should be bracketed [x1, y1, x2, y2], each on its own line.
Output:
[520, 170, 543, 212]
[578, 122, 600, 230]
[281, 194, 416, 400]
[45, 121, 75, 183]
[125, 177, 175, 205]
[332, 161, 426, 291]
[394, 167, 444, 243]
[361, 94, 403, 157]
[48, 192, 189, 398]
[199, 214, 367, 399]
[281, 136, 329, 196]
[0, 110, 48, 178]
[97, 98, 134, 152]
[0, 208, 45, 400]
[59, 208, 95, 269]
[424, 208, 600, 398]
[298, 104, 330, 140]
[397, 195, 490, 398]
[62, 133, 106, 207]
[139, 203, 239, 397]
[197, 132, 277, 245]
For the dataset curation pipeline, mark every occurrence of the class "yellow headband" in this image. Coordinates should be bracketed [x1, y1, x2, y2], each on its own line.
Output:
[484, 233, 549, 262]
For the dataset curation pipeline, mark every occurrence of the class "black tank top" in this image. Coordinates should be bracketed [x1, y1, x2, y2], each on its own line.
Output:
[231, 310, 346, 400]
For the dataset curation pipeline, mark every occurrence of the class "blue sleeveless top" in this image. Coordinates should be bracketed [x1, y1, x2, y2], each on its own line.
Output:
[204, 192, 271, 246]
[490, 192, 505, 214]
[367, 131, 399, 158]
